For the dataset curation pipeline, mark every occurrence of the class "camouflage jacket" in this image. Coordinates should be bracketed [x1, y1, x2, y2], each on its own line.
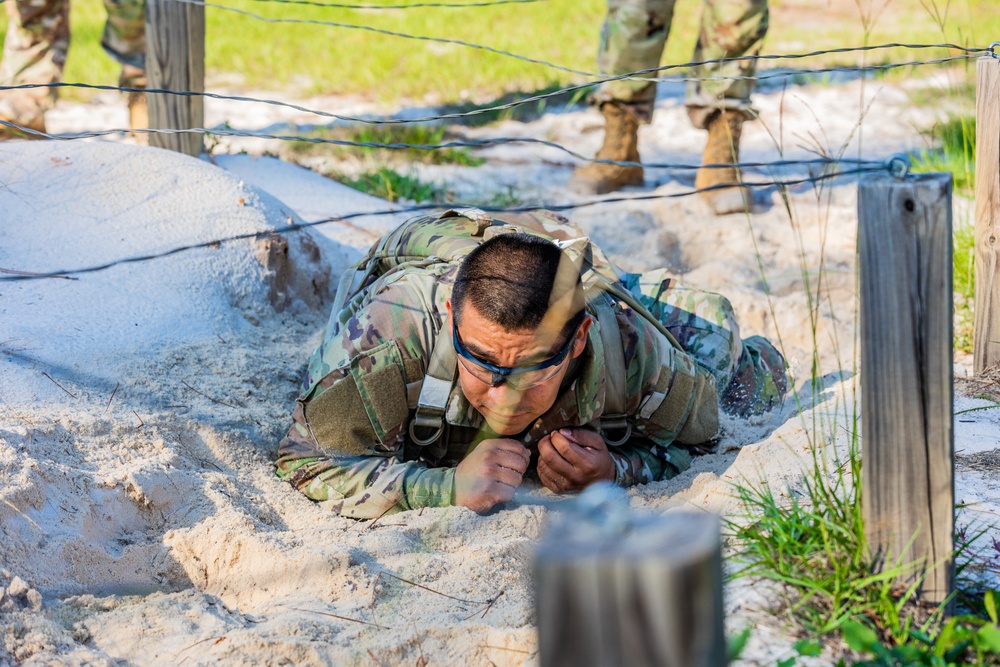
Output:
[276, 209, 788, 518]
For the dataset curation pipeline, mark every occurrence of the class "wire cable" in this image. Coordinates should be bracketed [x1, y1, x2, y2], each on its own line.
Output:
[0, 165, 885, 282]
[0, 120, 889, 172]
[1, 42, 986, 128]
[170, 0, 990, 81]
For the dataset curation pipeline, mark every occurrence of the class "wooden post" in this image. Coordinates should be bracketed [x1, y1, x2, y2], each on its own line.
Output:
[145, 0, 205, 156]
[975, 55, 1000, 373]
[535, 509, 724, 667]
[859, 172, 954, 605]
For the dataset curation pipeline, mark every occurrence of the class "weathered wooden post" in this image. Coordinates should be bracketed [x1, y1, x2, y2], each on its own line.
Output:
[145, 0, 205, 156]
[859, 170, 954, 605]
[535, 487, 724, 667]
[975, 49, 1000, 373]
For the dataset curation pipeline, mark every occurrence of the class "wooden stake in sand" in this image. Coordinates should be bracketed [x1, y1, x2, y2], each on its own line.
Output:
[975, 51, 1000, 374]
[859, 171, 954, 606]
[146, 0, 205, 156]
[534, 487, 724, 667]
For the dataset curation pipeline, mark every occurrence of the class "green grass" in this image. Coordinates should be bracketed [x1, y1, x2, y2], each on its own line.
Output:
[284, 123, 483, 165]
[729, 437, 1000, 665]
[336, 166, 443, 202]
[954, 223, 975, 353]
[4, 0, 1000, 103]
[910, 115, 976, 353]
[912, 116, 976, 195]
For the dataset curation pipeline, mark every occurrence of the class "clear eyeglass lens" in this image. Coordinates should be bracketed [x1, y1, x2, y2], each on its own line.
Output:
[457, 356, 562, 390]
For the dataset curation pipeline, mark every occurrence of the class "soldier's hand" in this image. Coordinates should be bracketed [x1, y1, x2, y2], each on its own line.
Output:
[454, 438, 530, 514]
[537, 428, 615, 494]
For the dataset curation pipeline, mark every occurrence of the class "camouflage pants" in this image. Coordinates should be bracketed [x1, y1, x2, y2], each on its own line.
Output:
[591, 0, 769, 127]
[621, 269, 788, 416]
[0, 0, 146, 116]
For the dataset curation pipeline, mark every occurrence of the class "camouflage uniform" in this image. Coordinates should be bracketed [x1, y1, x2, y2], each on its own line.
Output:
[0, 0, 146, 119]
[591, 0, 769, 128]
[276, 210, 788, 519]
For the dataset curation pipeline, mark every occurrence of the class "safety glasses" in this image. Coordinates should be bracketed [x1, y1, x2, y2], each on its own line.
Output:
[452, 323, 577, 390]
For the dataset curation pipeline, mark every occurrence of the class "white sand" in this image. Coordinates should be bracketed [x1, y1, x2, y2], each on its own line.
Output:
[2, 72, 999, 666]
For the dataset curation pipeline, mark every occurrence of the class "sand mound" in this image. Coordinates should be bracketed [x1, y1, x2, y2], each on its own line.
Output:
[0, 139, 831, 666]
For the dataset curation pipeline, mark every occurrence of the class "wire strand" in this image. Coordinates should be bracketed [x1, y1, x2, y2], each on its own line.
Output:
[1, 42, 985, 128]
[172, 0, 594, 76]
[169, 0, 990, 81]
[0, 165, 884, 282]
[0, 121, 888, 171]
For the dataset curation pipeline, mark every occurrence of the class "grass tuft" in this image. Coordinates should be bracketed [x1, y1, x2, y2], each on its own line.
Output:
[912, 116, 976, 195]
[729, 434, 1000, 665]
[286, 123, 484, 166]
[336, 167, 444, 203]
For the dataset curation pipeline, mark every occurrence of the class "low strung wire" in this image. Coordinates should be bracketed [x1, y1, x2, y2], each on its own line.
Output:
[170, 0, 989, 81]
[1, 41, 985, 129]
[0, 120, 888, 172]
[0, 164, 888, 283]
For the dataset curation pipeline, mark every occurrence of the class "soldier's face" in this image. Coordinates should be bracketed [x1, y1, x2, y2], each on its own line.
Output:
[446, 301, 590, 435]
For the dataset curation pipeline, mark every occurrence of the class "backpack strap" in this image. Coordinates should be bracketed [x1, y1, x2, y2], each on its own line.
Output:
[409, 321, 458, 447]
[590, 293, 632, 446]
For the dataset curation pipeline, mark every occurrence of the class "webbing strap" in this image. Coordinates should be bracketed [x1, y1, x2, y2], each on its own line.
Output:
[592, 294, 631, 446]
[409, 320, 458, 446]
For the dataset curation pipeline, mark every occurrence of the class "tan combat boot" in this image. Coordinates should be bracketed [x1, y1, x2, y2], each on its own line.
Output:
[568, 102, 643, 194]
[128, 91, 149, 145]
[695, 109, 752, 215]
[122, 65, 149, 145]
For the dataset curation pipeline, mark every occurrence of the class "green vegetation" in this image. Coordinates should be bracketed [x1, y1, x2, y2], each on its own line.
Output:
[730, 438, 1000, 665]
[5, 0, 1000, 102]
[954, 222, 975, 353]
[842, 605, 1000, 666]
[285, 123, 483, 165]
[910, 115, 976, 353]
[337, 166, 443, 202]
[912, 116, 976, 195]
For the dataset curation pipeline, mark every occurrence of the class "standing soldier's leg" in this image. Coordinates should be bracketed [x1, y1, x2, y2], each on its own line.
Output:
[568, 0, 676, 195]
[0, 0, 70, 136]
[687, 0, 768, 215]
[103, 0, 148, 134]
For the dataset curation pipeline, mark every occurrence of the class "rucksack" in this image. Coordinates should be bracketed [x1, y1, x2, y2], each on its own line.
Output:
[329, 208, 687, 447]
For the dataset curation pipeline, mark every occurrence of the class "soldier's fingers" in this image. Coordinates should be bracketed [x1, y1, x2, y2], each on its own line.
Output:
[538, 434, 572, 467]
[546, 431, 589, 468]
[536, 460, 561, 493]
[491, 463, 524, 490]
[559, 428, 606, 451]
[490, 448, 530, 474]
[489, 477, 519, 503]
[493, 439, 531, 465]
[537, 457, 571, 493]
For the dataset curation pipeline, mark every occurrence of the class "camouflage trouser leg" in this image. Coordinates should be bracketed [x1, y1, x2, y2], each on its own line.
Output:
[621, 269, 788, 415]
[102, 0, 147, 88]
[591, 0, 769, 127]
[685, 0, 768, 129]
[0, 0, 70, 116]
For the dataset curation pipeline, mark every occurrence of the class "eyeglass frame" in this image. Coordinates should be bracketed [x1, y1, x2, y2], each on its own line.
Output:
[451, 320, 580, 388]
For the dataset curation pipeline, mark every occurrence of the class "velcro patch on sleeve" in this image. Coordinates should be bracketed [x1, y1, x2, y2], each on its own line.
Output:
[304, 375, 381, 456]
[304, 340, 411, 455]
[351, 340, 410, 445]
[648, 358, 697, 437]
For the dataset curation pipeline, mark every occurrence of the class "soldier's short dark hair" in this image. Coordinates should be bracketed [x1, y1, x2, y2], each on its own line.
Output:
[452, 233, 586, 344]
